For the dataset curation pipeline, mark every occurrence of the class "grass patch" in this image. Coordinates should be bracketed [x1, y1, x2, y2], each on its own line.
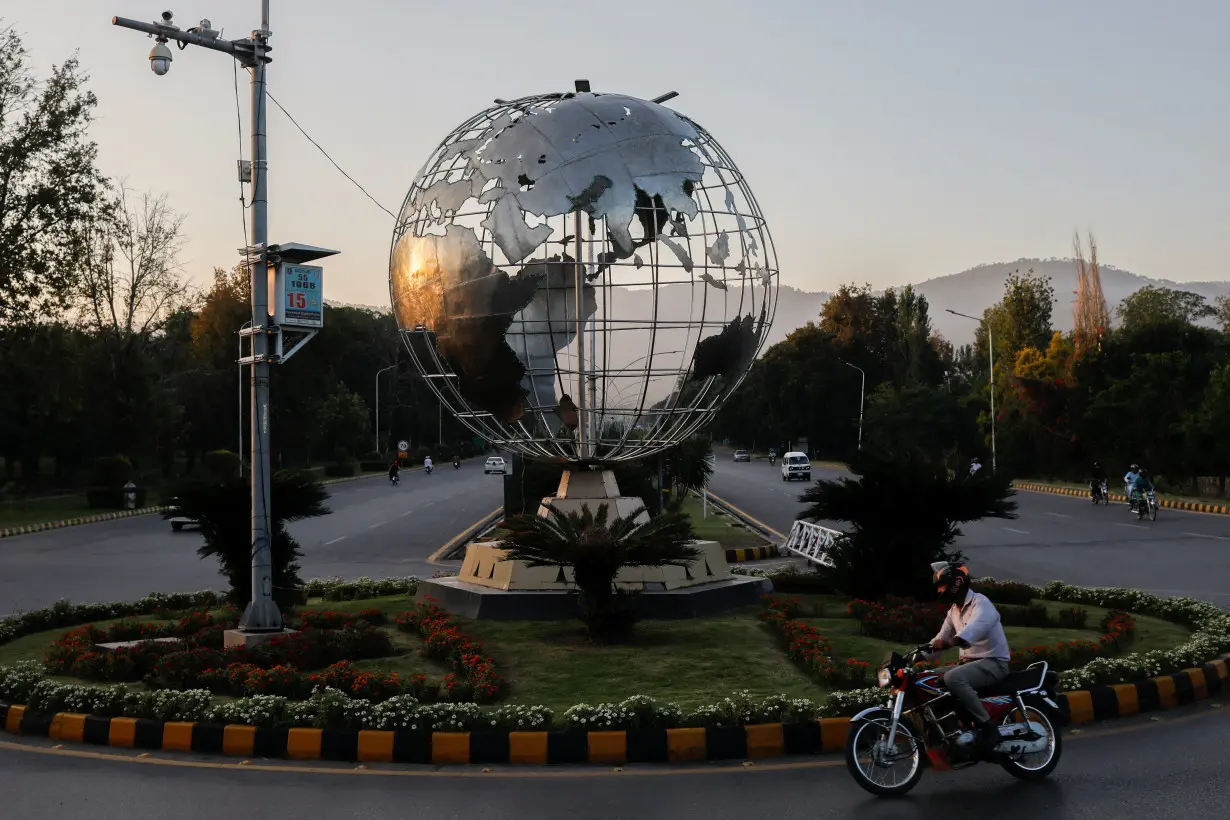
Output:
[0, 614, 169, 667]
[460, 609, 823, 711]
[680, 496, 765, 548]
[0, 495, 105, 529]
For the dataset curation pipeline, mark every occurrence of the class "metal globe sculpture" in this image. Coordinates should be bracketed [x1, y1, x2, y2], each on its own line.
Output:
[389, 87, 778, 463]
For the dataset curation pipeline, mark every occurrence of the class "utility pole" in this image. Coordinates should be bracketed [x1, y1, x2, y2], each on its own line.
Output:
[946, 308, 997, 473]
[113, 3, 336, 639]
[843, 361, 865, 452]
[376, 364, 396, 455]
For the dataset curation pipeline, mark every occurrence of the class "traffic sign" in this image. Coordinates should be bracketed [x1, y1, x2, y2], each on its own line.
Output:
[274, 264, 324, 329]
[397, 440, 409, 452]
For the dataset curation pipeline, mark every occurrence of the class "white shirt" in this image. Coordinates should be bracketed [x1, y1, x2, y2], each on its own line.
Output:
[424, 457, 433, 467]
[931, 590, 1010, 662]
[969, 462, 982, 476]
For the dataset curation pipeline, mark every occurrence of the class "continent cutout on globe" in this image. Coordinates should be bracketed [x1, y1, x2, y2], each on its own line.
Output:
[391, 224, 595, 424]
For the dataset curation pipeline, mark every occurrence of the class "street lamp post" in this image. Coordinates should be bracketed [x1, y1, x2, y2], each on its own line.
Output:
[239, 320, 252, 463]
[946, 308, 996, 473]
[843, 361, 865, 451]
[375, 364, 396, 455]
[113, 4, 283, 635]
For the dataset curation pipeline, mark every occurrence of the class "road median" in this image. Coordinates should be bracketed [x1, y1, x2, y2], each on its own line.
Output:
[1013, 481, 1230, 515]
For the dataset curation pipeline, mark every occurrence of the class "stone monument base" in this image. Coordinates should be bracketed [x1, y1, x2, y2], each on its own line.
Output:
[223, 628, 298, 649]
[416, 574, 772, 620]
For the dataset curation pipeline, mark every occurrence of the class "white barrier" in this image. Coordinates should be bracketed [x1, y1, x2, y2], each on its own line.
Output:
[781, 519, 839, 569]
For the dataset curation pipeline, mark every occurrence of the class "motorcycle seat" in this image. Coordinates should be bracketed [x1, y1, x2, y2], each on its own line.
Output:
[976, 667, 1059, 697]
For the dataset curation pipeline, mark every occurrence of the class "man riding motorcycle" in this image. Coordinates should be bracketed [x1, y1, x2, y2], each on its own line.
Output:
[388, 460, 400, 484]
[452, 454, 460, 469]
[926, 561, 1011, 755]
[1090, 461, 1106, 501]
[1129, 468, 1155, 510]
[1123, 464, 1140, 498]
[424, 455, 433, 474]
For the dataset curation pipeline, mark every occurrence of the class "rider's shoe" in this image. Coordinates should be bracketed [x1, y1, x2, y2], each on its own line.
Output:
[976, 720, 1000, 756]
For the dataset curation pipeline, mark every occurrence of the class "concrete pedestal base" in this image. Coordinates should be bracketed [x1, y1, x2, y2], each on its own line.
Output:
[223, 628, 297, 649]
[417, 575, 773, 620]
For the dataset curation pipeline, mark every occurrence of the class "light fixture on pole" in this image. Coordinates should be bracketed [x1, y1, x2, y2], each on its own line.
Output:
[375, 364, 397, 455]
[113, 4, 338, 643]
[842, 361, 865, 452]
[946, 308, 996, 473]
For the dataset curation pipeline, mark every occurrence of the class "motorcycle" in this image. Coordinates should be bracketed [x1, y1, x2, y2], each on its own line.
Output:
[389, 473, 400, 486]
[1130, 489, 1158, 521]
[424, 463, 433, 475]
[1089, 479, 1108, 505]
[453, 459, 460, 470]
[844, 645, 1065, 797]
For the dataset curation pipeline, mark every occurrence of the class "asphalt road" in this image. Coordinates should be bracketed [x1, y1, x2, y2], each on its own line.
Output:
[0, 699, 1225, 819]
[0, 466, 502, 616]
[710, 459, 1230, 607]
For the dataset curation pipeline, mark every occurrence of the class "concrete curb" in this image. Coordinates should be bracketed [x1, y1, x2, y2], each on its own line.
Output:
[2, 657, 1225, 765]
[1013, 481, 1230, 516]
[0, 506, 168, 540]
[724, 545, 780, 563]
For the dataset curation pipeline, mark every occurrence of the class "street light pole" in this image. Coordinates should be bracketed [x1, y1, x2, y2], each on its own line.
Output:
[114, 3, 281, 634]
[843, 361, 865, 451]
[946, 308, 997, 473]
[375, 364, 396, 455]
[239, 320, 252, 465]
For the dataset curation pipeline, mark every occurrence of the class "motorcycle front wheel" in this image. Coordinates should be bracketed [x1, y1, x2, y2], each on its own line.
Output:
[1150, 502, 1158, 521]
[844, 710, 924, 797]
[1000, 704, 1062, 781]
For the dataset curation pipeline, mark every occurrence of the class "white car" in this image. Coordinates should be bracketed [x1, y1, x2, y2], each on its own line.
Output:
[167, 498, 199, 532]
[484, 456, 507, 475]
[781, 452, 812, 482]
[733, 450, 751, 462]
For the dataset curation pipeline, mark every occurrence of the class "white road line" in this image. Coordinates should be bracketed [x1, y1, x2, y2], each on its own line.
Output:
[368, 522, 386, 529]
[399, 511, 414, 517]
[324, 536, 347, 545]
[1003, 527, 1030, 534]
[1044, 512, 1070, 518]
[1184, 532, 1230, 540]
[1115, 523, 1148, 530]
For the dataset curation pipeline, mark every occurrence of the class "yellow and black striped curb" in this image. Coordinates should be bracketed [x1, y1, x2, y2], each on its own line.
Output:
[724, 545, 780, 563]
[1013, 482, 1230, 516]
[0, 506, 168, 540]
[4, 657, 1224, 766]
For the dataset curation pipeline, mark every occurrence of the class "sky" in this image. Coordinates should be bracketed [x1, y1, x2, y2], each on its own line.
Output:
[11, 0, 1229, 308]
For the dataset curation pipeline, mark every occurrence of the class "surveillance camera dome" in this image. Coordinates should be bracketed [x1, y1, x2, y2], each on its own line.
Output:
[161, 10, 174, 21]
[149, 42, 172, 76]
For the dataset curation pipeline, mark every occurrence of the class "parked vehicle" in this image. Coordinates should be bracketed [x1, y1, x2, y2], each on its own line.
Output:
[733, 450, 751, 463]
[845, 645, 1065, 797]
[485, 456, 507, 475]
[780, 452, 811, 482]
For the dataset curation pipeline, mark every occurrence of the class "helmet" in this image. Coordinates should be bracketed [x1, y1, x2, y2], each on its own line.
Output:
[1130, 464, 1139, 471]
[931, 561, 970, 603]
[1139, 468, 1148, 476]
[1094, 461, 1100, 468]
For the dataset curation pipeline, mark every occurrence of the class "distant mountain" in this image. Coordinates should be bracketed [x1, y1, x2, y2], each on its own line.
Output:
[913, 259, 1230, 345]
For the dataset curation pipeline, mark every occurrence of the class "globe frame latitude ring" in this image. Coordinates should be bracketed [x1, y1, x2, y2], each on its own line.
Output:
[389, 85, 779, 465]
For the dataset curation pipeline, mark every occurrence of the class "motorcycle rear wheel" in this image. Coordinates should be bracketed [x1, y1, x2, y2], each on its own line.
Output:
[844, 711, 924, 797]
[1000, 705, 1062, 782]
[1150, 503, 1158, 521]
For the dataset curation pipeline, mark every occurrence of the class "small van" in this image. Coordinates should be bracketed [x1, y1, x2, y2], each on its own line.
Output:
[781, 452, 811, 482]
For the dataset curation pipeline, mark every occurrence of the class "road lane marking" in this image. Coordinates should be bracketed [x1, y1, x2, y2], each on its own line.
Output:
[324, 536, 346, 545]
[399, 511, 413, 517]
[1003, 527, 1030, 534]
[1044, 512, 1070, 518]
[1184, 532, 1230, 540]
[368, 522, 386, 529]
[1115, 523, 1148, 530]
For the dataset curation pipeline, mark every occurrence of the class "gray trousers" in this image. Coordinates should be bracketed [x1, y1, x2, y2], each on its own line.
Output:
[943, 658, 1010, 723]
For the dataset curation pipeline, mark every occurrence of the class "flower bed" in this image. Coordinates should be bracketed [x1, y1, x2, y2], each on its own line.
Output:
[759, 596, 871, 689]
[396, 598, 503, 703]
[0, 577, 1226, 733]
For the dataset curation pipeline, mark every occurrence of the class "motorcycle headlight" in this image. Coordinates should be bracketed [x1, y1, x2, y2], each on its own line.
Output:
[877, 667, 891, 688]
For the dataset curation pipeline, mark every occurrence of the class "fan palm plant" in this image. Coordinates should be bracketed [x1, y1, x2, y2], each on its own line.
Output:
[501, 503, 699, 642]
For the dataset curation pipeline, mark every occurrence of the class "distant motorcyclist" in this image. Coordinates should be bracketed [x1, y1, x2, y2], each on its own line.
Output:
[1090, 462, 1106, 501]
[1124, 464, 1140, 499]
[452, 454, 460, 469]
[969, 457, 983, 478]
[388, 460, 400, 484]
[424, 455, 433, 474]
[1129, 468, 1155, 508]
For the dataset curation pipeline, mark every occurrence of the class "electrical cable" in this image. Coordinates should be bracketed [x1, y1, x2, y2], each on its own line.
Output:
[264, 89, 397, 220]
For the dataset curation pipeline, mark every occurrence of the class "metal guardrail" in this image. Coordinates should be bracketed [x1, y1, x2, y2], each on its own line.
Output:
[781, 519, 838, 568]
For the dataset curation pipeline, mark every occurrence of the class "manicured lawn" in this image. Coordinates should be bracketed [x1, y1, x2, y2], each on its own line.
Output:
[680, 496, 766, 549]
[460, 608, 822, 711]
[0, 496, 106, 529]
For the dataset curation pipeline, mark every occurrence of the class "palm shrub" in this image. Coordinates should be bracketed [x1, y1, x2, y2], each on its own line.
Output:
[166, 469, 329, 612]
[500, 503, 699, 643]
[798, 451, 1016, 600]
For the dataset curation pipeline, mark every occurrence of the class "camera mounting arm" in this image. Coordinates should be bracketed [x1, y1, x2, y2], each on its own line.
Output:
[112, 15, 271, 66]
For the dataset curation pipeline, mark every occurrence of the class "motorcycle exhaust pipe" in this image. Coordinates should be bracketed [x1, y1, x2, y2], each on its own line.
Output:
[993, 720, 1050, 755]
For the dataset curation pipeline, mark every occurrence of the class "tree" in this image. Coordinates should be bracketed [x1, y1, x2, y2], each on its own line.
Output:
[0, 27, 108, 323]
[1215, 295, 1230, 334]
[862, 383, 979, 470]
[168, 469, 329, 612]
[663, 435, 715, 502]
[1116, 286, 1214, 331]
[311, 384, 370, 461]
[500, 503, 698, 642]
[978, 269, 1056, 366]
[798, 452, 1016, 600]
